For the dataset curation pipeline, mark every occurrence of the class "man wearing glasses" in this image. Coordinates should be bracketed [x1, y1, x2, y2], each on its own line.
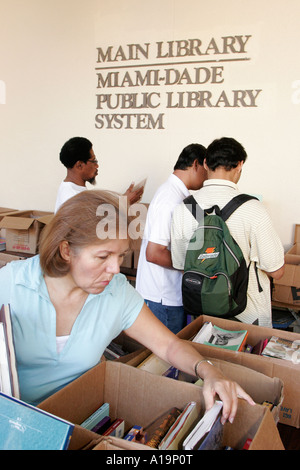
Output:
[55, 136, 143, 212]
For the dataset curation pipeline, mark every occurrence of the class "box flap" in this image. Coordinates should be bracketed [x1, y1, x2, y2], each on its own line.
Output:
[0, 207, 16, 213]
[37, 214, 54, 225]
[0, 216, 35, 230]
[249, 406, 284, 450]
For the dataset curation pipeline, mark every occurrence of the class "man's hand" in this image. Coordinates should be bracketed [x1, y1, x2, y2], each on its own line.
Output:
[124, 182, 144, 205]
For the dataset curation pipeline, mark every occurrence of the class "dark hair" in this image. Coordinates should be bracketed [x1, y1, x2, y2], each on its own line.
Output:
[59, 137, 93, 168]
[174, 143, 206, 170]
[205, 137, 247, 171]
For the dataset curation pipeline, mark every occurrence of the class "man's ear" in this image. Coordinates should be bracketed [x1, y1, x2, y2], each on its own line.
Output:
[203, 158, 209, 171]
[60, 241, 71, 262]
[237, 160, 244, 173]
[74, 160, 83, 170]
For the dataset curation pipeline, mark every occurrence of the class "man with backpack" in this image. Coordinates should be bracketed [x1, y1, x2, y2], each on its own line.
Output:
[171, 137, 284, 327]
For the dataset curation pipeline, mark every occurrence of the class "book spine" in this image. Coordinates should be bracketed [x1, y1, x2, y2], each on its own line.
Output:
[102, 418, 125, 438]
[146, 409, 181, 448]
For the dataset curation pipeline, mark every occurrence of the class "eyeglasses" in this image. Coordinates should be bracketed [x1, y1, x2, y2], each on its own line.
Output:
[86, 158, 98, 164]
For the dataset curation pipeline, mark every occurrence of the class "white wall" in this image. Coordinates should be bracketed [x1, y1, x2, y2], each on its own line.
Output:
[0, 0, 299, 249]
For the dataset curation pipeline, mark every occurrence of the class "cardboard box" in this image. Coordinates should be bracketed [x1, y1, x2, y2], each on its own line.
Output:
[273, 224, 300, 308]
[137, 354, 284, 425]
[0, 210, 54, 254]
[38, 361, 284, 450]
[0, 252, 26, 268]
[0, 207, 18, 219]
[174, 315, 300, 428]
[106, 331, 146, 365]
[0, 208, 19, 238]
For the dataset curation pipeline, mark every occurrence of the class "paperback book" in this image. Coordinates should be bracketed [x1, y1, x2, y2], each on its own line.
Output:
[261, 336, 300, 364]
[80, 402, 109, 430]
[182, 400, 223, 450]
[193, 321, 248, 351]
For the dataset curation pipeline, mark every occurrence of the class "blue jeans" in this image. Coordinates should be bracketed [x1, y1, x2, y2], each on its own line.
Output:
[145, 300, 186, 334]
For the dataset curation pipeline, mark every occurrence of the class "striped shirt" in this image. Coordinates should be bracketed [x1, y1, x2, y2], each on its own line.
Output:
[171, 179, 284, 327]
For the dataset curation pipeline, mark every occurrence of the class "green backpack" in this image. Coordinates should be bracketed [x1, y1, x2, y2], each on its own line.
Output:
[182, 193, 258, 318]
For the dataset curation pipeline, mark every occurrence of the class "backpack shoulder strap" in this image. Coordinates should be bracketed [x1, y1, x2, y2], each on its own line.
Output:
[184, 193, 258, 223]
[183, 195, 198, 220]
[220, 194, 258, 222]
[183, 195, 222, 222]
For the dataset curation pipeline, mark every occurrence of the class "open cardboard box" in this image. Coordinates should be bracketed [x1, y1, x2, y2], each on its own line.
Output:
[105, 331, 146, 365]
[0, 210, 54, 254]
[170, 315, 300, 428]
[137, 354, 284, 425]
[0, 207, 18, 219]
[0, 252, 27, 268]
[0, 207, 19, 238]
[38, 361, 284, 450]
[273, 224, 300, 308]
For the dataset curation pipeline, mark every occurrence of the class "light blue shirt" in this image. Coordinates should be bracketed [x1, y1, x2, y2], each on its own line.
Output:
[0, 256, 144, 405]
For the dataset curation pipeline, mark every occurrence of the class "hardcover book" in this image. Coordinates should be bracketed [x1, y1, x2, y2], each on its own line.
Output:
[145, 407, 182, 448]
[0, 304, 20, 398]
[158, 401, 199, 450]
[0, 393, 74, 450]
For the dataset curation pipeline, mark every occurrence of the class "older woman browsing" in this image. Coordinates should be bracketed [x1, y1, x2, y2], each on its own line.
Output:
[0, 190, 254, 424]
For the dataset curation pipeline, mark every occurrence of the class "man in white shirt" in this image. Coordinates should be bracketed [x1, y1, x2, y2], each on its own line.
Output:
[55, 137, 144, 212]
[136, 143, 206, 334]
[171, 137, 285, 328]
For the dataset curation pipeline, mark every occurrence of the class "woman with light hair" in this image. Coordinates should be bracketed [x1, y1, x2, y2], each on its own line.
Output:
[0, 190, 254, 424]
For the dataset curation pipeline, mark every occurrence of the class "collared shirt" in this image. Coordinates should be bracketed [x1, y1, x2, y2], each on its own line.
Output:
[0, 256, 143, 405]
[136, 174, 190, 306]
[171, 179, 284, 327]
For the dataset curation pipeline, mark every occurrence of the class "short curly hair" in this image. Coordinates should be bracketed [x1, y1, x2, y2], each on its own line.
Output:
[59, 137, 93, 168]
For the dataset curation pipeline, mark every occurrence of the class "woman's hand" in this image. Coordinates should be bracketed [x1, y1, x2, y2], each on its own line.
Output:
[200, 363, 255, 424]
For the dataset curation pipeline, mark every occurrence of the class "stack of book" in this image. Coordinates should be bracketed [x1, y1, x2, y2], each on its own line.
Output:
[261, 336, 300, 364]
[192, 320, 300, 365]
[80, 399, 225, 450]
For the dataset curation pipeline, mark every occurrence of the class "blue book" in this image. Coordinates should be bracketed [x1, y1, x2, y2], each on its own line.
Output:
[80, 402, 109, 430]
[0, 393, 74, 450]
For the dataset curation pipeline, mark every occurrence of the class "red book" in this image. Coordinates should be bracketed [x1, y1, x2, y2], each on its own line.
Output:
[102, 418, 125, 438]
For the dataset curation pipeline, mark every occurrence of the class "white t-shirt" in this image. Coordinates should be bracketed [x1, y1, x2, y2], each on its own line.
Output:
[136, 174, 189, 306]
[171, 179, 284, 327]
[55, 181, 87, 212]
